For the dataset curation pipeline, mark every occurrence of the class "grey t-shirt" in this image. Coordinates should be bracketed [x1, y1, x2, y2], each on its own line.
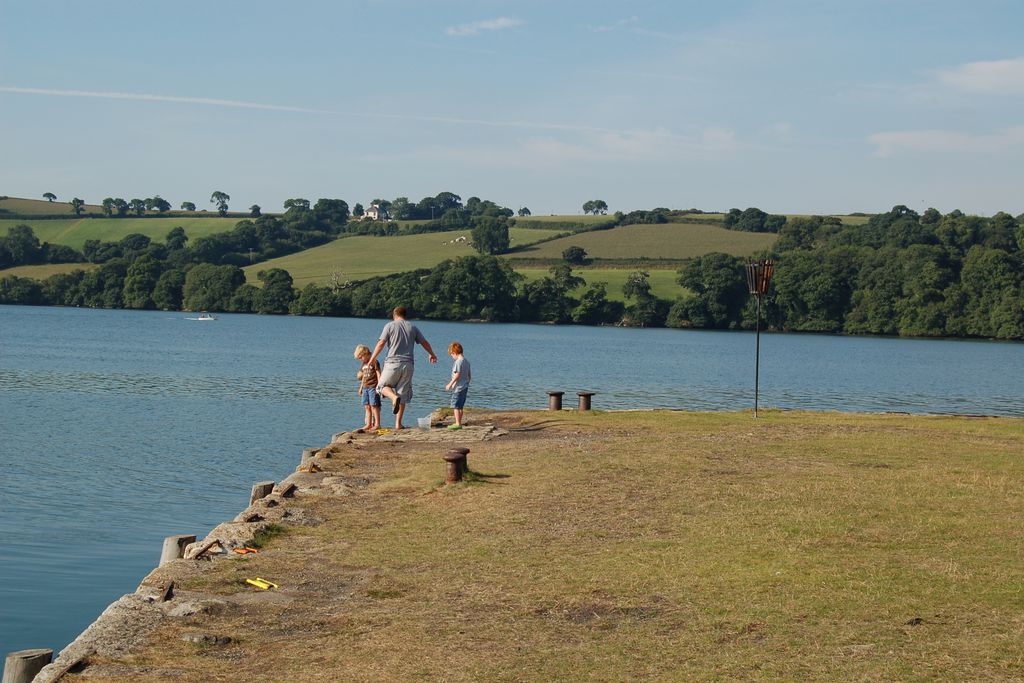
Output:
[451, 356, 471, 390]
[379, 320, 425, 363]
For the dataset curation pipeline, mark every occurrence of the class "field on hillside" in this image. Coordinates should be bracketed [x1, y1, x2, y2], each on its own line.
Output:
[0, 217, 239, 250]
[0, 263, 95, 279]
[511, 222, 777, 260]
[515, 267, 686, 301]
[0, 196, 103, 216]
[244, 227, 566, 285]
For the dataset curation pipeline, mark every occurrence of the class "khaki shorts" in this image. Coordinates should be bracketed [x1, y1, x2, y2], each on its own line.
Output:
[378, 360, 414, 404]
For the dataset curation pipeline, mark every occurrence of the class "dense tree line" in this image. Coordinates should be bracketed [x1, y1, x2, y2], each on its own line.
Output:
[723, 207, 788, 233]
[670, 206, 1024, 339]
[3, 203, 1022, 340]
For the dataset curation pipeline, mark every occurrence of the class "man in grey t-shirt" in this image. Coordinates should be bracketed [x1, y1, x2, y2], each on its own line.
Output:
[368, 306, 437, 429]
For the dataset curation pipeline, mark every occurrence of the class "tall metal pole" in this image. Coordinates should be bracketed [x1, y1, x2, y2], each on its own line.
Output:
[745, 260, 774, 419]
[754, 294, 761, 418]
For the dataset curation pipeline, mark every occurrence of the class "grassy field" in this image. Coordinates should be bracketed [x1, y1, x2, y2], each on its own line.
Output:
[243, 227, 566, 285]
[0, 262, 95, 279]
[512, 222, 777, 260]
[515, 267, 686, 301]
[119, 409, 1024, 681]
[0, 217, 239, 250]
[0, 196, 103, 216]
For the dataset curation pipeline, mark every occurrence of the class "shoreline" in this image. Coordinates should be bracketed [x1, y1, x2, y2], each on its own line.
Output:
[30, 410, 505, 681]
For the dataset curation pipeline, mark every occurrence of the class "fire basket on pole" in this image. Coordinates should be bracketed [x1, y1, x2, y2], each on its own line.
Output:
[745, 259, 775, 418]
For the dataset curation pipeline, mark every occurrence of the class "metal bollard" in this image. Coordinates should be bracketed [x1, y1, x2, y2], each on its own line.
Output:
[547, 391, 564, 411]
[3, 649, 53, 683]
[443, 451, 464, 484]
[447, 447, 470, 477]
[577, 391, 595, 411]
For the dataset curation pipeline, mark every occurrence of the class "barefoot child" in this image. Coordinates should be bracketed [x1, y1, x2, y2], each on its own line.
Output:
[444, 341, 471, 430]
[354, 345, 382, 433]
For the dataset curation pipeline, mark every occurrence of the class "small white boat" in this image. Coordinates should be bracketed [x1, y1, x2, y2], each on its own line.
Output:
[186, 312, 217, 321]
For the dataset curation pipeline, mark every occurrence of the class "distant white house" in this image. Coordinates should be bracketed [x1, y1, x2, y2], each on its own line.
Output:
[363, 203, 386, 220]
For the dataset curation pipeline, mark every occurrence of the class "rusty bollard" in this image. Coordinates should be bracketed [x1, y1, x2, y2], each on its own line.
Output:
[443, 451, 463, 484]
[448, 447, 469, 477]
[547, 391, 564, 411]
[443, 447, 470, 484]
[577, 391, 595, 411]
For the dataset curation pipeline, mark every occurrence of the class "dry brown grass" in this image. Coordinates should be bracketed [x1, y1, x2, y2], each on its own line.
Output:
[77, 410, 1024, 681]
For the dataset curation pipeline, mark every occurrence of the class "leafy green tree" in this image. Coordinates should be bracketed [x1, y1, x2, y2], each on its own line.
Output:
[228, 284, 259, 312]
[166, 226, 188, 251]
[1, 224, 42, 265]
[471, 216, 511, 255]
[582, 199, 608, 215]
[0, 276, 44, 305]
[146, 196, 171, 213]
[78, 260, 128, 308]
[255, 268, 295, 314]
[353, 203, 364, 218]
[180, 201, 196, 212]
[182, 263, 244, 311]
[113, 198, 129, 217]
[772, 247, 860, 332]
[43, 192, 56, 202]
[129, 198, 147, 216]
[419, 255, 521, 321]
[70, 198, 85, 216]
[283, 198, 310, 211]
[210, 191, 230, 216]
[562, 245, 588, 265]
[249, 204, 261, 217]
[312, 198, 350, 231]
[152, 269, 185, 310]
[518, 207, 531, 217]
[389, 197, 412, 220]
[122, 254, 163, 309]
[572, 282, 622, 324]
[290, 284, 350, 316]
[671, 253, 748, 329]
[101, 198, 115, 217]
[945, 246, 1024, 338]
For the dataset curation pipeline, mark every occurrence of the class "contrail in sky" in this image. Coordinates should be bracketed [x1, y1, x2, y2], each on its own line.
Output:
[0, 86, 330, 113]
[0, 85, 689, 140]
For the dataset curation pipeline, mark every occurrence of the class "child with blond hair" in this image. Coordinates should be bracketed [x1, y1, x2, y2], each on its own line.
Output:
[353, 344, 382, 433]
[443, 341, 471, 430]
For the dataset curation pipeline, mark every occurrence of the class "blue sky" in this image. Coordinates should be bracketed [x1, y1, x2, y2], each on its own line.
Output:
[2, 0, 1022, 215]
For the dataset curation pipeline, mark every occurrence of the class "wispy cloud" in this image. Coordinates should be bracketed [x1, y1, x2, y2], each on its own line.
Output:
[0, 86, 329, 113]
[445, 17, 523, 37]
[868, 126, 1024, 157]
[0, 84, 715, 142]
[935, 57, 1024, 96]
[587, 16, 638, 33]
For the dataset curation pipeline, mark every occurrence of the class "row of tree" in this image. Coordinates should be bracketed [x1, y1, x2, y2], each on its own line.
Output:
[3, 203, 1022, 340]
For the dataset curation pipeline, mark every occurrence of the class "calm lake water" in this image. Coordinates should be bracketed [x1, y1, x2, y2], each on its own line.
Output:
[1, 304, 1021, 653]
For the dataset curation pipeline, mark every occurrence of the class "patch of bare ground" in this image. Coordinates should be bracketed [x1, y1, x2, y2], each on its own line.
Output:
[55, 410, 1024, 682]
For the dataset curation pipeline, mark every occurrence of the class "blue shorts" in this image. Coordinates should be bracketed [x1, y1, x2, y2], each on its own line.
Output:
[450, 387, 468, 409]
[361, 387, 381, 407]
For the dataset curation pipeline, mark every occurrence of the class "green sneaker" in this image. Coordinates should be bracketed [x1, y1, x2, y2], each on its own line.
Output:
[447, 424, 462, 430]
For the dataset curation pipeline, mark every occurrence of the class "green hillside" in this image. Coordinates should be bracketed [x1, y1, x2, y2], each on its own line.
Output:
[0, 196, 103, 216]
[0, 263, 95, 278]
[244, 227, 566, 285]
[0, 217, 239, 250]
[510, 222, 777, 260]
